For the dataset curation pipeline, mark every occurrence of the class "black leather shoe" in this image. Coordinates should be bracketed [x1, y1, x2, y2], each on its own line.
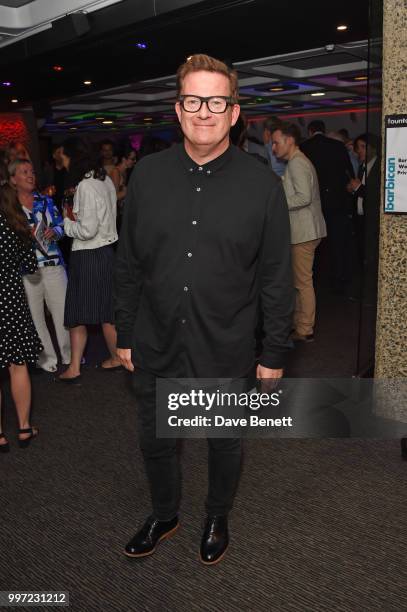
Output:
[200, 515, 229, 565]
[124, 515, 179, 558]
[0, 433, 10, 453]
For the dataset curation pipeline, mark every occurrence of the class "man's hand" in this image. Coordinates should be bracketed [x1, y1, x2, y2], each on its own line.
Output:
[116, 348, 135, 372]
[347, 178, 361, 193]
[256, 364, 283, 392]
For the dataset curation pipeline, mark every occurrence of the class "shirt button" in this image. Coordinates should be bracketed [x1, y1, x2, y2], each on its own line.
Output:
[187, 252, 192, 258]
[207, 170, 211, 175]
[189, 168, 193, 172]
[184, 286, 189, 292]
[198, 166, 203, 171]
[192, 220, 197, 225]
[196, 187, 201, 192]
[181, 318, 186, 324]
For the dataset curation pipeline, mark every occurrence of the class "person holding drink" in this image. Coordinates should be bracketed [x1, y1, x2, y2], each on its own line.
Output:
[57, 138, 120, 383]
[9, 158, 71, 373]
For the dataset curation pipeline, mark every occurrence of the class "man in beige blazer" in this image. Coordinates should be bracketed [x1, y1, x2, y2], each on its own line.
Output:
[271, 122, 327, 342]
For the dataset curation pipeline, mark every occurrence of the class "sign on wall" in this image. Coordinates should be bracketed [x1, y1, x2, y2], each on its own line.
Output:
[384, 114, 407, 214]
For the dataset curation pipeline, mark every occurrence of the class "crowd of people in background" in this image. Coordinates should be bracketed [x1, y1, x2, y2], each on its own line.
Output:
[0, 119, 380, 451]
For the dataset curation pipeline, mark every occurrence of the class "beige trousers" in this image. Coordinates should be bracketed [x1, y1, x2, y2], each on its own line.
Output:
[291, 238, 321, 336]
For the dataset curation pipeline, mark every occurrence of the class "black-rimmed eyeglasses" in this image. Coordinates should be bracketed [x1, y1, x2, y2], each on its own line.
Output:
[178, 95, 235, 114]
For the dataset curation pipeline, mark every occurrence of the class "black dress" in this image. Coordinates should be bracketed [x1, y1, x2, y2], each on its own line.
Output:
[0, 213, 43, 368]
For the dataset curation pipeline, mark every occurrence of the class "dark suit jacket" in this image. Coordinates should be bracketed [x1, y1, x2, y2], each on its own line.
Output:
[355, 157, 381, 263]
[300, 133, 354, 214]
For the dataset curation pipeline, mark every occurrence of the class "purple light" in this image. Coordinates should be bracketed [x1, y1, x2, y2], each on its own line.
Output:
[136, 42, 147, 49]
[2, 81, 12, 87]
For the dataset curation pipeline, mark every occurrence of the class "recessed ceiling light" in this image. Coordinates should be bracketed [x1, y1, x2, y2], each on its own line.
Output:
[69, 127, 77, 130]
[11, 98, 18, 103]
[353, 75, 368, 81]
[136, 42, 147, 49]
[95, 117, 104, 120]
[102, 120, 113, 124]
[337, 25, 348, 31]
[57, 121, 67, 124]
[282, 105, 292, 109]
[311, 92, 326, 97]
[2, 81, 12, 87]
[143, 117, 153, 121]
[53, 65, 64, 72]
[269, 87, 284, 92]
[342, 99, 354, 103]
[83, 80, 92, 85]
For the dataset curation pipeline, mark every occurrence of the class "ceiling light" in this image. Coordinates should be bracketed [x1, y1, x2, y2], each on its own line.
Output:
[353, 75, 368, 81]
[269, 87, 284, 92]
[83, 80, 92, 85]
[11, 98, 18, 103]
[57, 121, 67, 124]
[311, 92, 326, 97]
[53, 65, 64, 72]
[337, 25, 348, 31]
[69, 127, 77, 131]
[2, 81, 12, 87]
[95, 117, 104, 120]
[342, 99, 354, 103]
[102, 120, 113, 124]
[136, 43, 147, 49]
[144, 117, 153, 121]
[282, 105, 292, 108]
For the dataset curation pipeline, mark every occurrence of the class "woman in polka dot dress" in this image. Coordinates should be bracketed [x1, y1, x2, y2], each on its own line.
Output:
[0, 180, 43, 452]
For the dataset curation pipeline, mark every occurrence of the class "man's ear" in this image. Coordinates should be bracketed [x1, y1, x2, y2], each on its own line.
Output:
[230, 104, 241, 127]
[175, 101, 182, 123]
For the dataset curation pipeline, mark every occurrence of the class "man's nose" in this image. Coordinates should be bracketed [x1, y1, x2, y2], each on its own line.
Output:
[197, 100, 211, 118]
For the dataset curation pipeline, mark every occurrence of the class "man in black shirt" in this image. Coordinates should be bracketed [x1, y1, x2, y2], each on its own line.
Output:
[115, 54, 294, 565]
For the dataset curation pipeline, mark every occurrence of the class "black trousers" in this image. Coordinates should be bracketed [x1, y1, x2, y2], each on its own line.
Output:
[131, 368, 242, 521]
[323, 209, 353, 288]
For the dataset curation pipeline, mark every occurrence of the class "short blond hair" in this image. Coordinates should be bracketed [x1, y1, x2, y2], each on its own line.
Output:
[176, 54, 239, 101]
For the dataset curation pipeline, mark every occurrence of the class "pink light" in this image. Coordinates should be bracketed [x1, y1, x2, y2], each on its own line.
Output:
[129, 134, 143, 150]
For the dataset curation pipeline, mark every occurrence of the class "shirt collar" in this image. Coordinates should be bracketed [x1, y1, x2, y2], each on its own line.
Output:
[366, 156, 377, 174]
[177, 141, 234, 175]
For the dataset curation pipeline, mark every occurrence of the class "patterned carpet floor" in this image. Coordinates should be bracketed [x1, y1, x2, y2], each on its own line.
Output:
[1, 365, 407, 612]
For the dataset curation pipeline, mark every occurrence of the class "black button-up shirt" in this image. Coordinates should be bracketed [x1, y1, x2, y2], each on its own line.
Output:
[115, 143, 294, 378]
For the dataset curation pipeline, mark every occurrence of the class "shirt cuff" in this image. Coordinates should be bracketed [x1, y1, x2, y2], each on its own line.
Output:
[259, 350, 289, 370]
[116, 332, 133, 349]
[63, 217, 73, 235]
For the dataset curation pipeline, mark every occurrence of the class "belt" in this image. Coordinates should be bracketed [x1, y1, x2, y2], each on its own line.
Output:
[42, 260, 57, 267]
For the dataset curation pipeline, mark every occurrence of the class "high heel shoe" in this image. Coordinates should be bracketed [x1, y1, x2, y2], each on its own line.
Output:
[0, 433, 10, 453]
[17, 427, 39, 449]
